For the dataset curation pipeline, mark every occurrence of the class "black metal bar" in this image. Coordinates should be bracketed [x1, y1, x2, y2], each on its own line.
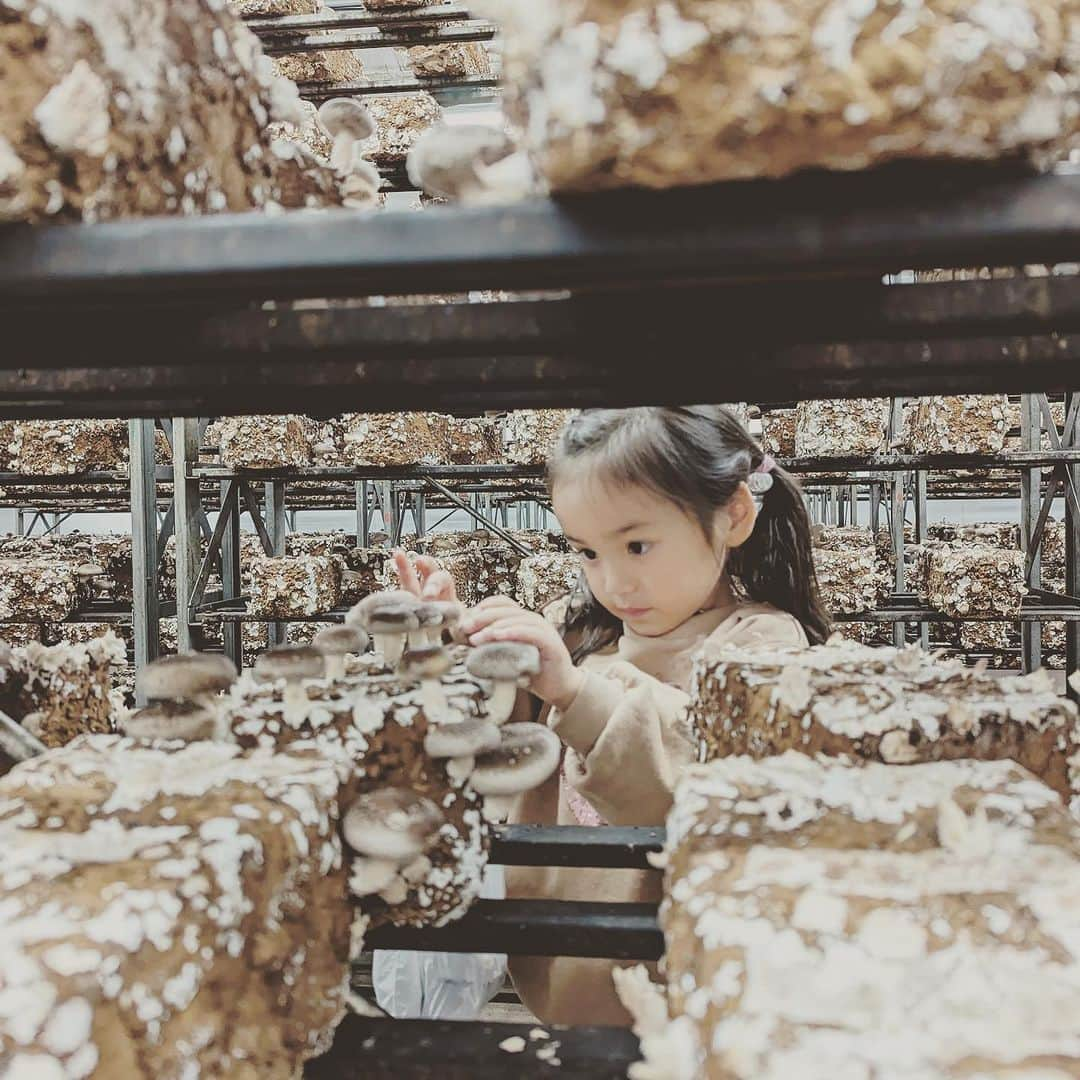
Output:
[246, 4, 470, 34]
[298, 74, 498, 101]
[259, 20, 495, 55]
[365, 899, 662, 960]
[420, 474, 533, 555]
[491, 825, 665, 869]
[240, 481, 276, 555]
[190, 479, 239, 611]
[194, 463, 544, 481]
[2, 167, 1076, 303]
[305, 1016, 641, 1080]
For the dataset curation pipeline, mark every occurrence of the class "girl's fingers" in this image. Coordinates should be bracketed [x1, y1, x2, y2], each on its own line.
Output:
[391, 549, 422, 597]
[475, 594, 520, 609]
[461, 599, 523, 634]
[420, 569, 455, 602]
[468, 616, 552, 650]
[413, 555, 441, 582]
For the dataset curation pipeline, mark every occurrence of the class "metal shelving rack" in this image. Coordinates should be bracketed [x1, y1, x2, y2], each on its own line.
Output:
[2, 163, 1079, 1073]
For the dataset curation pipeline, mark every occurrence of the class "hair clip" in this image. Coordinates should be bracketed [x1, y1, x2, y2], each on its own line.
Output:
[747, 472, 774, 496]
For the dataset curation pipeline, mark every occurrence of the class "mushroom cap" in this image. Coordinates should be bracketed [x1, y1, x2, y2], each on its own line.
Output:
[341, 786, 445, 862]
[122, 700, 218, 743]
[400, 644, 453, 680]
[430, 600, 463, 627]
[253, 645, 326, 684]
[413, 601, 446, 629]
[313, 624, 370, 657]
[469, 721, 561, 796]
[136, 652, 238, 702]
[318, 97, 375, 140]
[423, 716, 501, 759]
[349, 592, 421, 633]
[406, 123, 514, 196]
[75, 562, 106, 577]
[465, 642, 541, 682]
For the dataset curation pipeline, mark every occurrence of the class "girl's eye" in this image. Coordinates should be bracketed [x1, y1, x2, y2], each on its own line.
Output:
[577, 548, 597, 561]
[628, 541, 651, 556]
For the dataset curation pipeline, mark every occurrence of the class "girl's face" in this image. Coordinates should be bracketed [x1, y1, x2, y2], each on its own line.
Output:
[553, 473, 747, 637]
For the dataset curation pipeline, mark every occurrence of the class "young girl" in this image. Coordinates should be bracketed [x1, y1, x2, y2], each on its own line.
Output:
[392, 406, 828, 1026]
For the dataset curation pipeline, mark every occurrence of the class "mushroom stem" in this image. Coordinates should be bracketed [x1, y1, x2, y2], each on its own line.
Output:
[348, 856, 400, 898]
[194, 691, 232, 742]
[325, 655, 345, 682]
[485, 679, 518, 725]
[282, 679, 309, 729]
[374, 631, 406, 668]
[420, 677, 451, 721]
[406, 628, 427, 652]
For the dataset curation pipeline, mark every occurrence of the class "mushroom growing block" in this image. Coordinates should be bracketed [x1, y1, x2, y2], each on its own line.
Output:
[8, 420, 128, 475]
[338, 412, 452, 466]
[905, 395, 1011, 455]
[247, 554, 342, 619]
[447, 416, 502, 465]
[404, 42, 492, 80]
[759, 408, 796, 457]
[212, 415, 314, 471]
[1, 0, 346, 223]
[514, 552, 580, 612]
[924, 543, 1026, 619]
[811, 528, 886, 616]
[491, 0, 1080, 193]
[0, 634, 126, 755]
[794, 399, 889, 458]
[272, 2, 364, 86]
[501, 410, 577, 465]
[0, 737, 351, 1078]
[363, 94, 443, 165]
[619, 752, 1080, 1080]
[0, 558, 85, 622]
[227, 660, 494, 928]
[689, 638, 1080, 806]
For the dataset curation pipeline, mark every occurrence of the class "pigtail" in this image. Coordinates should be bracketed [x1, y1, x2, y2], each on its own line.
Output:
[728, 463, 831, 645]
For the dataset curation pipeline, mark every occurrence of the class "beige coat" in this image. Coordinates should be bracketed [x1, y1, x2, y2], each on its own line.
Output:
[505, 603, 808, 1026]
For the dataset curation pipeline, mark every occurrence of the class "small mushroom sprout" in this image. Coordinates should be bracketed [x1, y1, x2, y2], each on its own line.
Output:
[135, 652, 238, 739]
[400, 643, 454, 720]
[465, 642, 541, 724]
[313, 623, 370, 681]
[341, 786, 446, 898]
[122, 700, 219, 744]
[318, 97, 375, 174]
[253, 645, 326, 730]
[469, 721, 561, 796]
[348, 592, 421, 669]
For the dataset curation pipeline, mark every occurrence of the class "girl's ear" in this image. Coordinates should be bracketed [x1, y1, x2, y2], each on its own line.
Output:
[716, 482, 758, 550]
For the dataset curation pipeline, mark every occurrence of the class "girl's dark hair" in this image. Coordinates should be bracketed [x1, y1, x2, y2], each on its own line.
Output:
[547, 406, 830, 663]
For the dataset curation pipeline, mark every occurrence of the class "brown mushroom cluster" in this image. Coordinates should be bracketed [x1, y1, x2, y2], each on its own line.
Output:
[120, 588, 560, 928]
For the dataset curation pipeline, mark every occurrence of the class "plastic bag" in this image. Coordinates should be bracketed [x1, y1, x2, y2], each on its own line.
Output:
[372, 863, 508, 1020]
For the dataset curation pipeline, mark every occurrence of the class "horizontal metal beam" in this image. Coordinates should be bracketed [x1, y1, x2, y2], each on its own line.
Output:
[364, 899, 663, 960]
[191, 463, 544, 481]
[491, 825, 665, 870]
[246, 4, 470, 35]
[2, 166, 1076, 303]
[785, 450, 1080, 473]
[835, 594, 1080, 622]
[0, 333, 1074, 417]
[298, 74, 498, 101]
[305, 1016, 641, 1079]
[259, 19, 495, 55]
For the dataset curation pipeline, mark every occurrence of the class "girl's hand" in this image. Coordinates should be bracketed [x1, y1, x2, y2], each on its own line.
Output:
[462, 596, 585, 712]
[391, 549, 459, 603]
